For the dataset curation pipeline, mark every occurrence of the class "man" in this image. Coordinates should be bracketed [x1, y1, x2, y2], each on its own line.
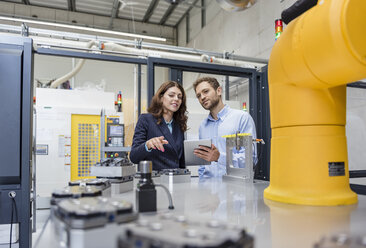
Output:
[193, 77, 257, 178]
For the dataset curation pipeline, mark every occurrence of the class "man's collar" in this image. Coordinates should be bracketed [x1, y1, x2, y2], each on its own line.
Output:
[207, 104, 229, 121]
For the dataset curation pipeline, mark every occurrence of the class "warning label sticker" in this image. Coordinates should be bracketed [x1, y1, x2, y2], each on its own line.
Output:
[328, 162, 345, 176]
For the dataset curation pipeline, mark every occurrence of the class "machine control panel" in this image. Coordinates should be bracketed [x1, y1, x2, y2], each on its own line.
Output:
[106, 117, 125, 158]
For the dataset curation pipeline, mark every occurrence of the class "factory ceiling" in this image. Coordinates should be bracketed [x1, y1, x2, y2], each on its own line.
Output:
[0, 0, 202, 28]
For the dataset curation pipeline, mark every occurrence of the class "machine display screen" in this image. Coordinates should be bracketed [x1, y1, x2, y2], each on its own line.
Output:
[109, 125, 123, 136]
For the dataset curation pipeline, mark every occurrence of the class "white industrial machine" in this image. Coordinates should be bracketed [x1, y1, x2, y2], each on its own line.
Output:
[35, 88, 121, 208]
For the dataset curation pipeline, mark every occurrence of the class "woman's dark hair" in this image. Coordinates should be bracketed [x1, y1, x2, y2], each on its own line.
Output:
[148, 81, 188, 132]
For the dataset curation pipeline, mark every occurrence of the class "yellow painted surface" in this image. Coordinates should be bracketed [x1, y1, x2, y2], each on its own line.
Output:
[264, 126, 356, 205]
[222, 133, 250, 138]
[71, 114, 100, 181]
[264, 0, 366, 205]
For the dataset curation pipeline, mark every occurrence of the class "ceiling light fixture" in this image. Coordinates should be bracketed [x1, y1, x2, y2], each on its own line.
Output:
[0, 16, 167, 42]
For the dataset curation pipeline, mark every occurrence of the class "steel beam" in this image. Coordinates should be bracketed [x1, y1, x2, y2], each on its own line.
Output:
[147, 57, 256, 77]
[186, 12, 189, 43]
[176, 0, 199, 27]
[109, 0, 121, 29]
[254, 66, 271, 181]
[225, 76, 229, 100]
[36, 47, 147, 65]
[159, 3, 177, 25]
[147, 58, 155, 107]
[201, 0, 206, 28]
[169, 68, 183, 85]
[143, 0, 159, 22]
[249, 73, 258, 126]
[67, 0, 76, 11]
[138, 64, 142, 115]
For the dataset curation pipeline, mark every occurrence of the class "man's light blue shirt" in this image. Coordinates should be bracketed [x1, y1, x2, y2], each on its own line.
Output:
[198, 105, 257, 178]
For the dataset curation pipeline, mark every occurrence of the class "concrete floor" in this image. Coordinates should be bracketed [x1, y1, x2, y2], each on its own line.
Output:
[32, 177, 366, 248]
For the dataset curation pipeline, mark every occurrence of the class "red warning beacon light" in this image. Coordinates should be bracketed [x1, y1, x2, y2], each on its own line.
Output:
[242, 102, 247, 112]
[117, 91, 122, 112]
[275, 19, 283, 40]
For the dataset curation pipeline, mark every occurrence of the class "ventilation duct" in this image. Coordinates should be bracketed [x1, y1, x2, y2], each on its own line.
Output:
[216, 0, 256, 12]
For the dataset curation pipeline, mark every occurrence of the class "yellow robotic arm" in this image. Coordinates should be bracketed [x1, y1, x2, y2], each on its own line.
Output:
[264, 0, 366, 205]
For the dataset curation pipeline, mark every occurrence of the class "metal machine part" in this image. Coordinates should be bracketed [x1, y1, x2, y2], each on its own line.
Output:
[69, 178, 111, 196]
[134, 170, 161, 184]
[109, 176, 134, 195]
[136, 161, 174, 212]
[50, 185, 104, 239]
[51, 185, 103, 230]
[97, 158, 113, 166]
[89, 158, 136, 194]
[96, 157, 133, 166]
[118, 213, 254, 248]
[110, 157, 134, 167]
[136, 161, 157, 213]
[161, 168, 191, 176]
[223, 133, 254, 183]
[135, 170, 162, 179]
[314, 233, 366, 248]
[54, 197, 137, 248]
[51, 185, 103, 207]
[51, 185, 103, 220]
[160, 168, 191, 184]
[90, 161, 136, 178]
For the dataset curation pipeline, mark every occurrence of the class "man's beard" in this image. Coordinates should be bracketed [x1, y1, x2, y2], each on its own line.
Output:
[203, 96, 220, 111]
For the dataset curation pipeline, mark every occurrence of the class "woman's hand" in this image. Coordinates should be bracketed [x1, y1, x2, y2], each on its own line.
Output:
[146, 136, 169, 152]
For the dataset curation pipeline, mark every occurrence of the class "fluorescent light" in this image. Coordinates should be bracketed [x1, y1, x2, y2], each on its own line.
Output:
[0, 16, 166, 42]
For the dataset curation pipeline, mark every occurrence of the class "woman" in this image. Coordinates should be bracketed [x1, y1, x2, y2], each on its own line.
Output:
[129, 81, 188, 170]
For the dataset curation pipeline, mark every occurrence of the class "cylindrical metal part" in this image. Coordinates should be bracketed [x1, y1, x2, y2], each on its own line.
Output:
[138, 161, 152, 174]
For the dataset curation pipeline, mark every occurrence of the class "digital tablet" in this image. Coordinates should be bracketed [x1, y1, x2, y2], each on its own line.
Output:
[184, 139, 212, 166]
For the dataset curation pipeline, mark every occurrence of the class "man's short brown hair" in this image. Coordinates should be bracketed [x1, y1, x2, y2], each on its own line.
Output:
[193, 77, 220, 92]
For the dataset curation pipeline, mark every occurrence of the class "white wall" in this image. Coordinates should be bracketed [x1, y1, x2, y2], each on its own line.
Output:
[347, 87, 366, 171]
[178, 0, 297, 59]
